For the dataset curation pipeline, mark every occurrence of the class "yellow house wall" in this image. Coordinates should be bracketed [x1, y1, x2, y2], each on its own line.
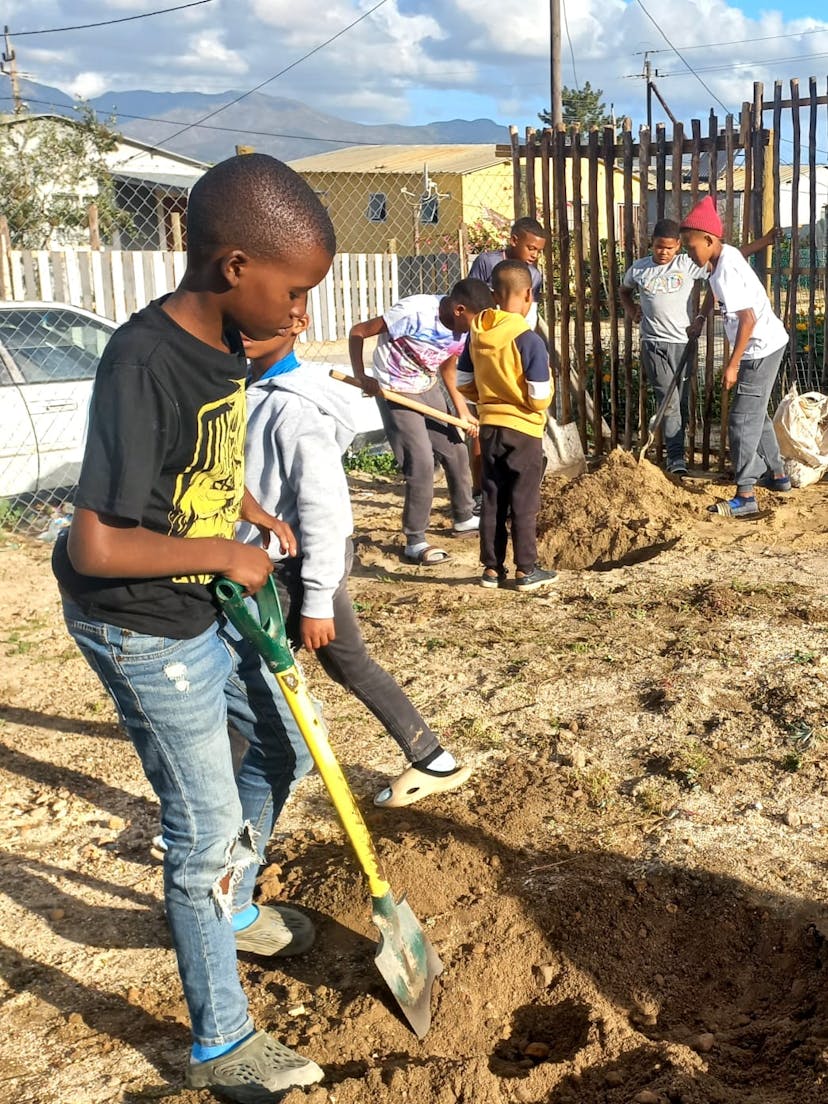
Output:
[295, 165, 523, 254]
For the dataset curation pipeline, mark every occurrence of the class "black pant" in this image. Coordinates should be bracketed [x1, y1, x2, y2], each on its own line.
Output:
[479, 425, 543, 574]
[271, 540, 439, 764]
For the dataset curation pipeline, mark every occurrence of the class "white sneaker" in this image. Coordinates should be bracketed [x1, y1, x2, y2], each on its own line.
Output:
[452, 515, 479, 535]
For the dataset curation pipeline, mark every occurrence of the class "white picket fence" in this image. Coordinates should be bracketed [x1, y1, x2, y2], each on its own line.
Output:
[0, 247, 401, 342]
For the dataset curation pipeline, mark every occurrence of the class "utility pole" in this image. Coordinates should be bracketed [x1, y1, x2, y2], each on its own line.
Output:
[644, 52, 653, 133]
[2, 27, 23, 114]
[550, 0, 562, 126]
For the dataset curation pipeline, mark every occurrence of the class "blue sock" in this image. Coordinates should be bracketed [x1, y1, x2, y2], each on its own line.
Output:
[231, 904, 259, 932]
[192, 1031, 254, 1064]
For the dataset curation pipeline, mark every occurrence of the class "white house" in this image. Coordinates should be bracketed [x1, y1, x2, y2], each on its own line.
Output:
[0, 113, 209, 249]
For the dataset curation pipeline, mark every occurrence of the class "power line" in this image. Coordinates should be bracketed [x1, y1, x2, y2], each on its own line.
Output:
[12, 0, 218, 36]
[635, 0, 733, 117]
[561, 0, 579, 91]
[0, 94, 391, 148]
[640, 24, 828, 55]
[124, 0, 390, 160]
[671, 50, 828, 76]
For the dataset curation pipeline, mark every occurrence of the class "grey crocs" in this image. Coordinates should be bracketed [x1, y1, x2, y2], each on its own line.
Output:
[234, 905, 315, 957]
[186, 1030, 323, 1101]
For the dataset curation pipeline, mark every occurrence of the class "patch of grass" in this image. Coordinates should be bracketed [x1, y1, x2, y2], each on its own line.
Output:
[450, 715, 502, 749]
[343, 448, 398, 476]
[779, 719, 823, 772]
[634, 781, 670, 817]
[0, 498, 25, 531]
[567, 640, 593, 655]
[670, 741, 710, 791]
[574, 766, 616, 811]
[2, 632, 35, 656]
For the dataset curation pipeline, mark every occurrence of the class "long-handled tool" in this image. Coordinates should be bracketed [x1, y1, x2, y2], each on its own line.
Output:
[638, 339, 697, 461]
[215, 577, 443, 1039]
[329, 369, 473, 432]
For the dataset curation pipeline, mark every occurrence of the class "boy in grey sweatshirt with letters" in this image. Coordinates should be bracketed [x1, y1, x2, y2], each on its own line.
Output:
[237, 314, 471, 807]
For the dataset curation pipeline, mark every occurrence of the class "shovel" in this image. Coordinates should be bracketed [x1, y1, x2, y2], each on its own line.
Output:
[215, 576, 443, 1039]
[638, 339, 697, 462]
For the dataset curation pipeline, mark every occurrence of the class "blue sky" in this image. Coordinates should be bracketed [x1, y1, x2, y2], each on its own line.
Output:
[2, 0, 828, 135]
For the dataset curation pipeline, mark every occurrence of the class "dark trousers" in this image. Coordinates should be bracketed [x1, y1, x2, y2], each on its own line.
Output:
[376, 381, 474, 545]
[272, 540, 439, 764]
[479, 425, 544, 574]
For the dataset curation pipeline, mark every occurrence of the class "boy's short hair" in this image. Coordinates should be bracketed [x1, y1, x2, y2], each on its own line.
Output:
[186, 153, 336, 265]
[447, 278, 495, 313]
[492, 259, 532, 298]
[511, 216, 546, 240]
[652, 218, 681, 241]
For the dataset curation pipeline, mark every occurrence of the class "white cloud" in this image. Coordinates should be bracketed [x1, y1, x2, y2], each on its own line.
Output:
[68, 71, 108, 99]
[4, 0, 828, 129]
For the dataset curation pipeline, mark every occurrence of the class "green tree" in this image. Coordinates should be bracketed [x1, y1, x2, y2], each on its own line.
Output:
[0, 104, 129, 248]
[539, 81, 613, 129]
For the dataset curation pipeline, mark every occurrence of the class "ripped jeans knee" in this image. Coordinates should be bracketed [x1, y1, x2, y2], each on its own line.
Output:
[210, 820, 265, 921]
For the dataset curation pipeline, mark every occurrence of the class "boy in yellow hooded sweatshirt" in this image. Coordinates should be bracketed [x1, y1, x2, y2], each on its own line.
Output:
[457, 260, 556, 591]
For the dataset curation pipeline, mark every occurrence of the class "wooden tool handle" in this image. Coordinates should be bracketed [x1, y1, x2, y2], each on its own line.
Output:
[329, 370, 472, 431]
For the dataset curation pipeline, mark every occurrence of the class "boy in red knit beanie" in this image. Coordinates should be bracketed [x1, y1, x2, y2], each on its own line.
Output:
[681, 196, 790, 517]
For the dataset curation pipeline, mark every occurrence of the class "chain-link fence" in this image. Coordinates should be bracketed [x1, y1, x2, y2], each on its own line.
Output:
[0, 137, 527, 534]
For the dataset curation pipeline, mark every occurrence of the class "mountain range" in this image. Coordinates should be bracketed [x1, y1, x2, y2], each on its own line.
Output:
[15, 79, 507, 164]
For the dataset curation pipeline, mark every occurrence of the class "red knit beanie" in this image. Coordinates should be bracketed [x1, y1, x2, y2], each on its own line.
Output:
[680, 195, 723, 238]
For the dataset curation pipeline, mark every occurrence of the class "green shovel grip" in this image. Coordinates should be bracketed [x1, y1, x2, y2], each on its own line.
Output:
[214, 576, 293, 673]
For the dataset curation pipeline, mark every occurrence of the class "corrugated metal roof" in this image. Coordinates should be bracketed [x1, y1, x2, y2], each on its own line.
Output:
[729, 165, 828, 189]
[112, 170, 200, 188]
[289, 145, 504, 174]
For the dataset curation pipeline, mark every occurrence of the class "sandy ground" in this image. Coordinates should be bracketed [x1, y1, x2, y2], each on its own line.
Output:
[2, 455, 828, 1104]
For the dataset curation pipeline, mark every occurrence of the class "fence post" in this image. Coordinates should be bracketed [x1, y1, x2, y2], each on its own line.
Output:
[571, 124, 588, 448]
[171, 211, 184, 252]
[637, 125, 651, 447]
[552, 124, 571, 424]
[88, 203, 101, 250]
[788, 79, 801, 378]
[587, 128, 603, 454]
[0, 215, 11, 300]
[509, 125, 522, 221]
[622, 119, 635, 449]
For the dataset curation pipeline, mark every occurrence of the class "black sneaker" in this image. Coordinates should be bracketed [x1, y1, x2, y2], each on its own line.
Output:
[480, 568, 507, 589]
[185, 1030, 323, 1099]
[472, 493, 482, 516]
[515, 566, 558, 591]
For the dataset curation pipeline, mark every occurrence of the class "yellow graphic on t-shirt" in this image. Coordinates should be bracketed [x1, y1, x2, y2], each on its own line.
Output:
[169, 378, 245, 583]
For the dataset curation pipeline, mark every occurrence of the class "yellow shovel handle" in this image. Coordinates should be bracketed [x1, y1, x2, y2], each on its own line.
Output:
[276, 666, 390, 900]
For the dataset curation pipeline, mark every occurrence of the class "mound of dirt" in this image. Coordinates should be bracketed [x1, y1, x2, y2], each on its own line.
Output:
[537, 450, 704, 571]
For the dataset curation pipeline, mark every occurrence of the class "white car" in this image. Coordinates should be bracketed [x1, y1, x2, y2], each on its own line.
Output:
[0, 302, 117, 498]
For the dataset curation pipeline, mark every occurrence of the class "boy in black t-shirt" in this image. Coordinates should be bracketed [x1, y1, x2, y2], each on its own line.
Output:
[52, 155, 334, 1100]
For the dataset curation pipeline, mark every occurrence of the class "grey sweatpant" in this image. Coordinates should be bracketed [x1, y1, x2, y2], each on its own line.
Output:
[376, 381, 475, 545]
[641, 340, 690, 467]
[272, 540, 440, 764]
[729, 347, 785, 491]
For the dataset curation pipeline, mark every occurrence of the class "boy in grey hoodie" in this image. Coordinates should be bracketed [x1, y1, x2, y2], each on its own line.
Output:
[237, 315, 472, 808]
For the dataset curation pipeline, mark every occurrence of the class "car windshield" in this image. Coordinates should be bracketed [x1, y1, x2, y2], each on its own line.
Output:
[0, 307, 113, 384]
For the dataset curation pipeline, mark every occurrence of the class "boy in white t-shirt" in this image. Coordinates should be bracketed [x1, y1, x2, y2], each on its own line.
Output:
[681, 196, 790, 518]
[349, 293, 486, 565]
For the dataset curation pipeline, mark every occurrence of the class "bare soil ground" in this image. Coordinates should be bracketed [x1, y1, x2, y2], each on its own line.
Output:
[2, 454, 828, 1104]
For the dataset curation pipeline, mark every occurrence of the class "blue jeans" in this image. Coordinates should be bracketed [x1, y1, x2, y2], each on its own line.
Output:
[61, 597, 312, 1049]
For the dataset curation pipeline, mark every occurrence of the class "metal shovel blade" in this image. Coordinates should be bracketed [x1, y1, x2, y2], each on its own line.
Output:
[372, 889, 444, 1039]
